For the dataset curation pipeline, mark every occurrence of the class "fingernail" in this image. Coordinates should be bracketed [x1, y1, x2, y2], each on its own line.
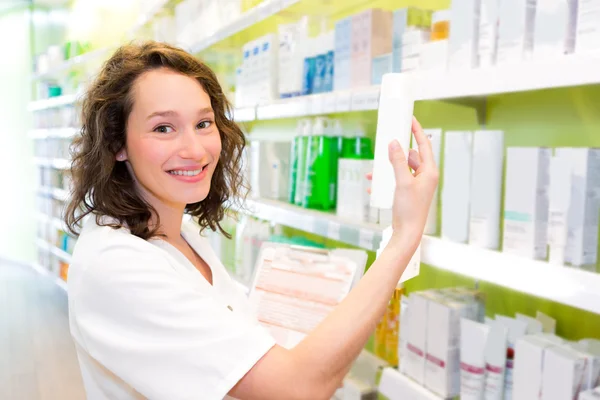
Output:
[390, 140, 401, 150]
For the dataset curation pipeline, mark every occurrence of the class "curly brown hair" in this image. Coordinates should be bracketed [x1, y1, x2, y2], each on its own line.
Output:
[64, 41, 246, 240]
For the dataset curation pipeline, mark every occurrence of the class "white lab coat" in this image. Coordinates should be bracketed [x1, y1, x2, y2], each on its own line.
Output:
[67, 215, 275, 400]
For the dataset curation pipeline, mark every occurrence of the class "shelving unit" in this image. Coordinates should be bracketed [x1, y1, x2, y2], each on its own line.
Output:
[34, 157, 70, 170]
[29, 127, 79, 139]
[189, 0, 301, 54]
[129, 0, 171, 36]
[27, 93, 78, 111]
[378, 368, 441, 400]
[237, 197, 600, 315]
[32, 47, 109, 81]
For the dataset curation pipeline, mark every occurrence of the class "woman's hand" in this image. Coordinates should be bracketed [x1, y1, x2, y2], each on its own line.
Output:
[368, 117, 439, 248]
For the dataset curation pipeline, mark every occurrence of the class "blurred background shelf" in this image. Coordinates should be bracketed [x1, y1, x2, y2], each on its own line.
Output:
[27, 94, 78, 112]
[29, 127, 79, 139]
[34, 157, 70, 170]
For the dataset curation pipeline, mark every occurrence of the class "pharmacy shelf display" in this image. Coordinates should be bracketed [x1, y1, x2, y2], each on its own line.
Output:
[237, 55, 600, 123]
[237, 197, 600, 315]
[378, 367, 441, 400]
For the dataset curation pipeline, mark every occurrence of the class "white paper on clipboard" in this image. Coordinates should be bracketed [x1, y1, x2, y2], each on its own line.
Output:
[247, 243, 368, 349]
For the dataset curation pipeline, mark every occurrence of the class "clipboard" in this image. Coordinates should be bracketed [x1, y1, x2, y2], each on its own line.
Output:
[247, 242, 368, 349]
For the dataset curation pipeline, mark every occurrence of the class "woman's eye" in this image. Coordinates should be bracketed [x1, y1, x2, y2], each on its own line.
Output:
[197, 121, 213, 129]
[154, 125, 174, 134]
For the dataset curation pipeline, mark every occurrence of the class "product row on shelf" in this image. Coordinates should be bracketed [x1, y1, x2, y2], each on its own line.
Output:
[382, 286, 600, 400]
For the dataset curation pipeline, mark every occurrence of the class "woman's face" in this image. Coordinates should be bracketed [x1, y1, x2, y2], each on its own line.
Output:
[119, 68, 222, 212]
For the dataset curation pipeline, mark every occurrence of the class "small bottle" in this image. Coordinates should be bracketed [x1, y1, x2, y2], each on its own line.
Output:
[431, 10, 450, 41]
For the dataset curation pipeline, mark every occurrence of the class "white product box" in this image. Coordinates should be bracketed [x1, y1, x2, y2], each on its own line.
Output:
[469, 130, 504, 249]
[249, 140, 291, 201]
[497, 0, 537, 64]
[371, 74, 415, 210]
[479, 0, 501, 67]
[371, 53, 392, 85]
[337, 159, 374, 223]
[334, 17, 353, 92]
[278, 18, 308, 98]
[392, 8, 431, 72]
[516, 313, 543, 334]
[257, 34, 279, 105]
[412, 129, 442, 235]
[351, 9, 393, 88]
[405, 293, 430, 385]
[442, 131, 474, 243]
[541, 345, 591, 400]
[425, 298, 472, 398]
[513, 336, 558, 400]
[560, 148, 600, 270]
[503, 147, 551, 259]
[460, 319, 490, 400]
[576, 0, 600, 55]
[533, 0, 578, 59]
[548, 149, 574, 265]
[448, 0, 482, 69]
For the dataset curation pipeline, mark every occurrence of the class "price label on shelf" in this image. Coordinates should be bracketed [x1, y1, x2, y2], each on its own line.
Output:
[323, 93, 337, 114]
[359, 229, 375, 250]
[335, 91, 352, 112]
[328, 221, 341, 241]
[351, 87, 380, 111]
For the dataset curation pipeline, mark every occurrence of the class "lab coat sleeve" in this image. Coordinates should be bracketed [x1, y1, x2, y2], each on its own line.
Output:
[71, 243, 275, 400]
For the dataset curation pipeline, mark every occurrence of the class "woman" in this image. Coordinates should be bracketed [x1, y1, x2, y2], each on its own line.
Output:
[65, 41, 438, 400]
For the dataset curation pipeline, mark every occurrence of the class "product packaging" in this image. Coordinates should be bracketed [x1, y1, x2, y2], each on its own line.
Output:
[334, 17, 353, 91]
[448, 0, 482, 68]
[479, 0, 501, 67]
[442, 131, 474, 243]
[412, 129, 442, 235]
[483, 320, 508, 400]
[460, 318, 491, 400]
[497, 0, 537, 64]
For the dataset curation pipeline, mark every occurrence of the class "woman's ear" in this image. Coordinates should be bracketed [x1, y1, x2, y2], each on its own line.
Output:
[116, 149, 128, 161]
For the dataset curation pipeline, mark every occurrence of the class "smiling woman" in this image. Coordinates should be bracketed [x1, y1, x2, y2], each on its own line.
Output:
[62, 41, 439, 400]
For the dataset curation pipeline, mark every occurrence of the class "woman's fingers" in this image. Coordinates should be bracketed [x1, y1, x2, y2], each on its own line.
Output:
[388, 139, 412, 186]
[408, 149, 421, 172]
[411, 117, 435, 167]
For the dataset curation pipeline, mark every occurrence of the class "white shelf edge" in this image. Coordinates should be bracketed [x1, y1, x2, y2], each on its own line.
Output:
[28, 94, 78, 112]
[29, 127, 79, 139]
[31, 262, 50, 277]
[189, 0, 300, 53]
[378, 368, 441, 400]
[420, 236, 600, 315]
[235, 198, 600, 313]
[33, 47, 110, 81]
[50, 245, 72, 264]
[29, 263, 67, 293]
[55, 277, 68, 293]
[248, 55, 600, 120]
[238, 197, 383, 251]
[33, 157, 70, 170]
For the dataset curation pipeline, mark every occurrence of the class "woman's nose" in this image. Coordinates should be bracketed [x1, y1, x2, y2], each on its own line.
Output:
[179, 127, 206, 160]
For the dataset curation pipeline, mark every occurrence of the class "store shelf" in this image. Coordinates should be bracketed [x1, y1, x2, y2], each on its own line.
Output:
[189, 0, 300, 54]
[30, 262, 68, 293]
[50, 245, 72, 264]
[421, 236, 600, 315]
[34, 157, 70, 170]
[33, 47, 109, 81]
[55, 277, 68, 293]
[233, 107, 256, 122]
[28, 94, 78, 112]
[29, 127, 79, 139]
[378, 368, 441, 400]
[247, 55, 600, 121]
[238, 198, 600, 314]
[239, 198, 383, 252]
[38, 186, 69, 201]
[129, 0, 170, 35]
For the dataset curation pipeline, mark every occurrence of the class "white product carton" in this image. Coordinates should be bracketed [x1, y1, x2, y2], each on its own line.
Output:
[503, 147, 551, 259]
[412, 129, 443, 235]
[257, 34, 279, 105]
[404, 292, 435, 385]
[426, 298, 474, 398]
[334, 17, 353, 91]
[516, 313, 544, 334]
[249, 140, 291, 201]
[336, 159, 374, 223]
[497, 0, 537, 64]
[448, 0, 482, 69]
[460, 319, 491, 400]
[479, 0, 501, 67]
[469, 130, 504, 249]
[548, 149, 574, 265]
[576, 0, 600, 55]
[560, 148, 600, 270]
[533, 0, 578, 59]
[513, 335, 559, 400]
[541, 345, 592, 400]
[442, 131, 474, 243]
[419, 40, 449, 71]
[278, 18, 308, 98]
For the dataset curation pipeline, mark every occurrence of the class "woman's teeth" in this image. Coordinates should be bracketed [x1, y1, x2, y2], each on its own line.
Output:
[168, 168, 202, 176]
